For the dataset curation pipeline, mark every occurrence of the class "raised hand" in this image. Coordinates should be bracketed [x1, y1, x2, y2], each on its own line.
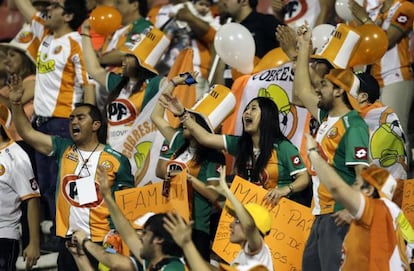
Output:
[23, 242, 40, 270]
[207, 165, 229, 197]
[296, 22, 312, 44]
[276, 25, 298, 60]
[163, 212, 193, 248]
[262, 186, 290, 208]
[7, 74, 24, 105]
[159, 93, 186, 116]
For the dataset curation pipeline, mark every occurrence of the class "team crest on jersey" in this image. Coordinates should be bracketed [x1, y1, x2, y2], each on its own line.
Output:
[17, 31, 34, 43]
[30, 178, 39, 190]
[53, 45, 62, 54]
[354, 147, 368, 160]
[101, 160, 114, 171]
[291, 155, 302, 166]
[396, 13, 408, 25]
[62, 174, 104, 208]
[327, 127, 338, 138]
[0, 164, 5, 176]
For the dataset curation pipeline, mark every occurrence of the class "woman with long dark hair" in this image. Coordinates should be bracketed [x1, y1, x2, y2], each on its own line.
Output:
[162, 95, 310, 206]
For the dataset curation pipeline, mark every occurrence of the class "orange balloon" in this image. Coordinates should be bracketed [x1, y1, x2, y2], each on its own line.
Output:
[89, 6, 122, 36]
[348, 24, 388, 67]
[253, 47, 290, 73]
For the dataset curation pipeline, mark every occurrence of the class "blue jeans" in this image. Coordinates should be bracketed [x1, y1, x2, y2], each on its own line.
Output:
[34, 117, 70, 231]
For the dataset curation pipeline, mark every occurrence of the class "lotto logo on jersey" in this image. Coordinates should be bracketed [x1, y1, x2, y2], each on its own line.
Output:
[30, 178, 39, 191]
[291, 155, 302, 166]
[161, 143, 169, 153]
[354, 147, 368, 160]
[396, 13, 408, 25]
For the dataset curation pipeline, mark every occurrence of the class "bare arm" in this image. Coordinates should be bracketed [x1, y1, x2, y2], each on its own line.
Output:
[151, 73, 197, 143]
[160, 93, 225, 150]
[83, 84, 96, 105]
[175, 4, 211, 39]
[210, 167, 263, 252]
[23, 197, 40, 270]
[305, 134, 361, 215]
[163, 212, 217, 271]
[294, 25, 319, 119]
[156, 158, 169, 179]
[96, 165, 143, 263]
[9, 75, 53, 155]
[13, 0, 37, 23]
[73, 230, 136, 271]
[99, 50, 125, 67]
[315, 0, 335, 26]
[80, 20, 108, 87]
[188, 176, 219, 203]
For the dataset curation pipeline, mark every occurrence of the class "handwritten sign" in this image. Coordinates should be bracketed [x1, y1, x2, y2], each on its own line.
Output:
[114, 171, 190, 226]
[402, 179, 414, 227]
[212, 176, 314, 271]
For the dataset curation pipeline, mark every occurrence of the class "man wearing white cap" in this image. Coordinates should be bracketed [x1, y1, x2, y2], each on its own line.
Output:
[294, 25, 370, 271]
[305, 133, 411, 271]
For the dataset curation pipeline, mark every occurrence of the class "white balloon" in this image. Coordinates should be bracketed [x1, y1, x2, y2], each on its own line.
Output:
[311, 24, 335, 52]
[214, 23, 255, 74]
[335, 0, 364, 22]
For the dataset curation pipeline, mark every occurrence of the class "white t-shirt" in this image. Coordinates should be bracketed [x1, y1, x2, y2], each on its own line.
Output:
[231, 241, 274, 271]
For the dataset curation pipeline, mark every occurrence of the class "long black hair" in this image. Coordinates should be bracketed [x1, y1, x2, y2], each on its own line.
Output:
[104, 55, 155, 118]
[235, 97, 286, 183]
[172, 113, 224, 166]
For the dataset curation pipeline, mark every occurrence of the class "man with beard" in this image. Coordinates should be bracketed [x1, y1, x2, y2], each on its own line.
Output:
[293, 25, 370, 271]
[69, 165, 185, 271]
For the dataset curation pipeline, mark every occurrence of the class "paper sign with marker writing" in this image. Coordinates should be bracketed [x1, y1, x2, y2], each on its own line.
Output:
[114, 171, 190, 226]
[212, 176, 314, 271]
[402, 179, 414, 228]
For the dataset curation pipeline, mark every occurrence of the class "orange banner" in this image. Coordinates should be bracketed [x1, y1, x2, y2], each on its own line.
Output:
[402, 179, 414, 227]
[114, 171, 190, 225]
[212, 176, 314, 270]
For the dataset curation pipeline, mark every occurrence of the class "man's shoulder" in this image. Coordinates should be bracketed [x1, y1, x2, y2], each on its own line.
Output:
[344, 110, 369, 127]
[103, 145, 128, 160]
[163, 257, 185, 271]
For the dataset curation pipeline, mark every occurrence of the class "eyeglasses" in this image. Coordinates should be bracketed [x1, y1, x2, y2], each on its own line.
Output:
[48, 2, 65, 10]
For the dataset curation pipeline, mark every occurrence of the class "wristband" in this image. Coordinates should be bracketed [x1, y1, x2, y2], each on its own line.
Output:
[170, 80, 177, 87]
[175, 108, 187, 118]
[179, 111, 190, 123]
